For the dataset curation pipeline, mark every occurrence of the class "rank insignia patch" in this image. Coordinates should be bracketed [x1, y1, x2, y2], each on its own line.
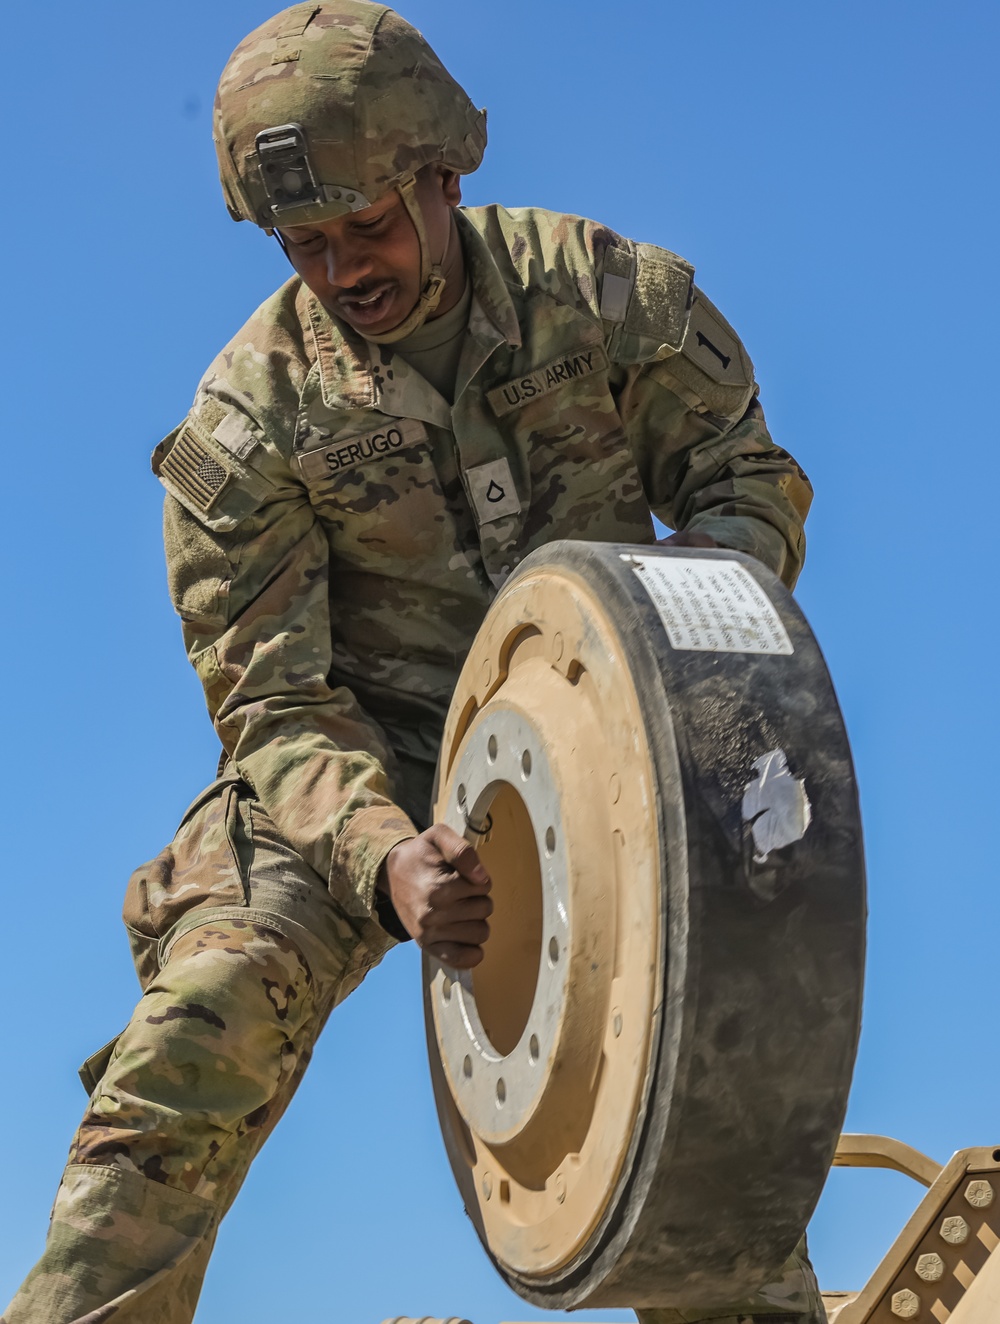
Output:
[466, 458, 522, 526]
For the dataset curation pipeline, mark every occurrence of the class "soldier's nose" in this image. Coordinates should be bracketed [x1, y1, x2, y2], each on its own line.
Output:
[325, 240, 371, 290]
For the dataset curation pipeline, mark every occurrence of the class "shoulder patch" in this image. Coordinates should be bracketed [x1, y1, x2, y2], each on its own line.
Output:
[152, 410, 276, 531]
[681, 295, 749, 386]
[649, 287, 756, 425]
[159, 425, 232, 513]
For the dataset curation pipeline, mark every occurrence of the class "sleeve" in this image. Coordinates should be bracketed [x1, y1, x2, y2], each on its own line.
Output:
[603, 241, 813, 588]
[152, 395, 418, 920]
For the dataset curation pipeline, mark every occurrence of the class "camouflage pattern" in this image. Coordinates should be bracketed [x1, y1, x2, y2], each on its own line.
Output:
[4, 206, 813, 1324]
[151, 203, 811, 927]
[3, 779, 393, 1323]
[214, 1, 486, 228]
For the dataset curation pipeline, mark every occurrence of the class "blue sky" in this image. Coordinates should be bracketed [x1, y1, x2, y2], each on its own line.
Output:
[1, 1, 998, 1320]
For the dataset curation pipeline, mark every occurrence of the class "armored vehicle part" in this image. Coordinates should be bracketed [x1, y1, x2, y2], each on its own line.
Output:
[827, 1138, 1000, 1324]
[424, 542, 866, 1311]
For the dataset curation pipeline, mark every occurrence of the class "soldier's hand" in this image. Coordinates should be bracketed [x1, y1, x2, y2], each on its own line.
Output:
[658, 529, 719, 549]
[378, 824, 492, 969]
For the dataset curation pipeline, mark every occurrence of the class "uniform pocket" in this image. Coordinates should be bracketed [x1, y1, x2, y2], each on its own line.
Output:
[122, 778, 252, 988]
[77, 1034, 122, 1095]
[298, 423, 464, 574]
[513, 389, 650, 546]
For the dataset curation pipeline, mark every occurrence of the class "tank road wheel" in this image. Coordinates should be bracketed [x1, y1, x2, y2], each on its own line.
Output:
[424, 542, 866, 1312]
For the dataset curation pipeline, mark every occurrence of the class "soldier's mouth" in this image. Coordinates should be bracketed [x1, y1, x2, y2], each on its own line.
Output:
[338, 283, 397, 328]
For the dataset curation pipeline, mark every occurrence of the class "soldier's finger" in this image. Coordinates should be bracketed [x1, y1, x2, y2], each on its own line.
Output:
[427, 823, 490, 888]
[427, 940, 485, 970]
[451, 893, 493, 920]
[427, 883, 493, 918]
[429, 918, 491, 949]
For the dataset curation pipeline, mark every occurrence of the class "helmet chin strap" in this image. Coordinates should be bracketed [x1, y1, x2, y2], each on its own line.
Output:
[363, 174, 448, 345]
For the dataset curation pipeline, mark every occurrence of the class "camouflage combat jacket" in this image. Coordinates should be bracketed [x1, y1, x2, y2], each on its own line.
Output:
[153, 205, 812, 921]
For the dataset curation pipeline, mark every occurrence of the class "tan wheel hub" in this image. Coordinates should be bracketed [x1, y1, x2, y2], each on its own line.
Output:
[429, 565, 661, 1272]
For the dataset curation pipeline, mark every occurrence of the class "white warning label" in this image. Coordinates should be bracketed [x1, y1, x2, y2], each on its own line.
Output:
[624, 555, 793, 655]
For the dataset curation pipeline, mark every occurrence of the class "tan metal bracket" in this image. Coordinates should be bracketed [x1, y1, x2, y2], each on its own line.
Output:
[832, 1144, 1000, 1324]
[834, 1133, 944, 1188]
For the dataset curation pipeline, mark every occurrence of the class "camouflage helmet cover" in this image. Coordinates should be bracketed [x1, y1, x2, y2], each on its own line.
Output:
[214, 1, 487, 230]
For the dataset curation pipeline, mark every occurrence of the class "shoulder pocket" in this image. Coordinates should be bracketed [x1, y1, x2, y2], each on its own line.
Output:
[604, 240, 695, 364]
[152, 409, 276, 533]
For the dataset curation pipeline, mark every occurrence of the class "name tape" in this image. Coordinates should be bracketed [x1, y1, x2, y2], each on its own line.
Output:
[297, 418, 429, 480]
[487, 345, 609, 418]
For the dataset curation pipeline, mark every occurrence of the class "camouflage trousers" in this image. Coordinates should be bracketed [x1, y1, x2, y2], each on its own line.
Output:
[3, 772, 395, 1324]
[3, 772, 826, 1324]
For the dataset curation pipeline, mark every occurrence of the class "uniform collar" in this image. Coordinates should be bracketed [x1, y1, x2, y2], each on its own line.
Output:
[306, 291, 376, 412]
[307, 207, 522, 419]
[454, 209, 522, 351]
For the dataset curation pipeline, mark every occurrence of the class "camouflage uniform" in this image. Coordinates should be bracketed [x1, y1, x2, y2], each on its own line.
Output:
[3, 203, 817, 1324]
[4, 4, 818, 1322]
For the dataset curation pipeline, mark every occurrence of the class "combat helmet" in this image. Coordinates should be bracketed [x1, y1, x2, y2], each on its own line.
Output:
[214, 1, 487, 341]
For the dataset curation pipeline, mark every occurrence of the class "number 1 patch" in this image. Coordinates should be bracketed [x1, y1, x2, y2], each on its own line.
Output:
[681, 298, 747, 386]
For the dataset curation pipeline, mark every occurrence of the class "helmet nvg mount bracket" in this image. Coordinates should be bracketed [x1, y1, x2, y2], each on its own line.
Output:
[254, 123, 372, 219]
[213, 1, 487, 341]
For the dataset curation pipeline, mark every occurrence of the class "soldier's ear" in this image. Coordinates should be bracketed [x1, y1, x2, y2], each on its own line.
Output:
[439, 168, 463, 208]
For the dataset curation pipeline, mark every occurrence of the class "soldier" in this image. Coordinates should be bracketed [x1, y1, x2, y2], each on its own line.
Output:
[3, 4, 818, 1323]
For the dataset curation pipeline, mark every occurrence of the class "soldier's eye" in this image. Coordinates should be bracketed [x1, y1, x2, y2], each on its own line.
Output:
[354, 214, 390, 233]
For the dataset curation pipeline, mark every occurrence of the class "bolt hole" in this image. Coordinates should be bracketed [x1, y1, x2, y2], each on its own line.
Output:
[487, 735, 498, 762]
[613, 1012, 623, 1038]
[462, 1055, 472, 1080]
[545, 826, 556, 855]
[521, 750, 532, 778]
[993, 1149, 1000, 1162]
[442, 976, 452, 1004]
[496, 1078, 507, 1105]
[548, 936, 560, 966]
[529, 1034, 540, 1063]
[457, 783, 467, 808]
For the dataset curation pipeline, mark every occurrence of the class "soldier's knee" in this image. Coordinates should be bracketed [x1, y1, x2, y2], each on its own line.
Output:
[164, 916, 316, 1020]
[93, 918, 318, 1127]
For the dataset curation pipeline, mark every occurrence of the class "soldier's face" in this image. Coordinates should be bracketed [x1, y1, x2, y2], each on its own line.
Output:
[277, 166, 463, 336]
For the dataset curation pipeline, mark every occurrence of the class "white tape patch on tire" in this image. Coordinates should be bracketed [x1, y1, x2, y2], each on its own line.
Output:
[624, 555, 793, 655]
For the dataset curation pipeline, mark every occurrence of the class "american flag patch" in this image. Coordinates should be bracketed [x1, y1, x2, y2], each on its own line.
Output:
[160, 427, 231, 511]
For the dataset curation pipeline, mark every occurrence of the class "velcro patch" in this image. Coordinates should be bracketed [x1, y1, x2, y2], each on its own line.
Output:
[297, 418, 428, 481]
[160, 426, 232, 512]
[682, 297, 748, 386]
[487, 345, 609, 418]
[626, 244, 694, 352]
[465, 458, 522, 526]
[211, 412, 259, 460]
[600, 243, 635, 323]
